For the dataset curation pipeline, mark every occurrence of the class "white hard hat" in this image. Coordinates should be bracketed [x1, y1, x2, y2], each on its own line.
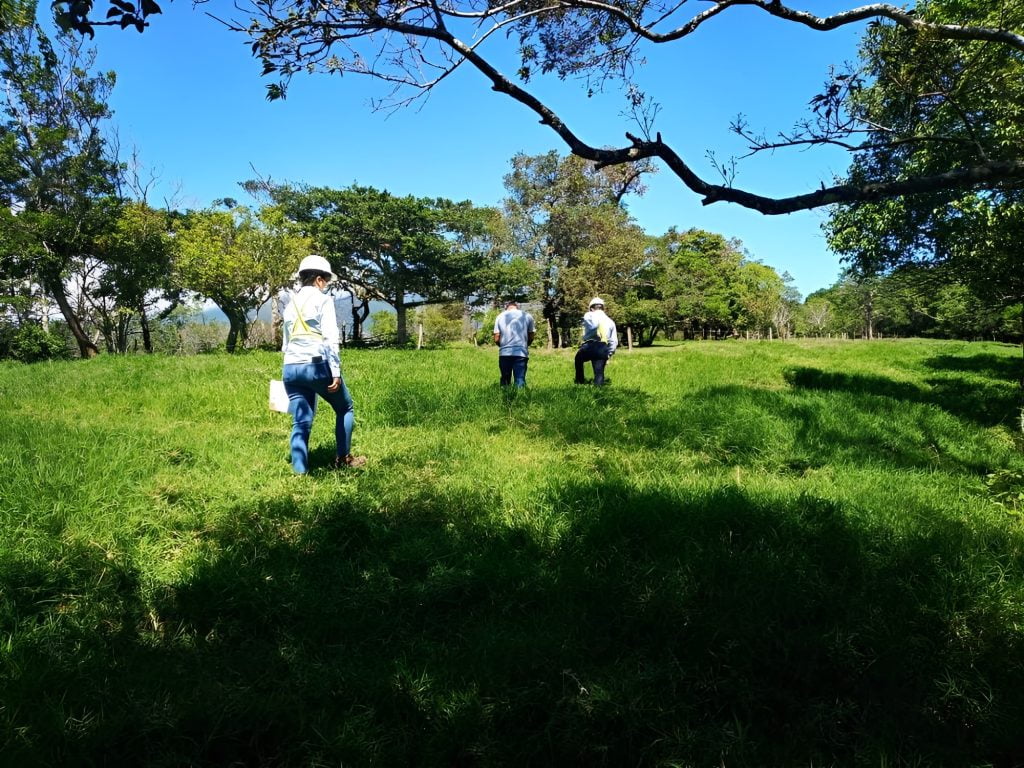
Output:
[298, 254, 336, 281]
[589, 296, 605, 308]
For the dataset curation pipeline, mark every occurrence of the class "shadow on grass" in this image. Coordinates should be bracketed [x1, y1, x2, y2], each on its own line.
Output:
[784, 366, 1021, 429]
[924, 352, 1024, 383]
[5, 481, 1024, 767]
[518, 381, 1003, 476]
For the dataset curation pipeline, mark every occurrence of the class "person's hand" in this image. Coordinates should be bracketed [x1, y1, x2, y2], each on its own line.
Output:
[327, 377, 340, 393]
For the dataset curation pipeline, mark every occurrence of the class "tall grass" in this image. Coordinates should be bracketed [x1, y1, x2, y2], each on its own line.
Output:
[1, 339, 1023, 766]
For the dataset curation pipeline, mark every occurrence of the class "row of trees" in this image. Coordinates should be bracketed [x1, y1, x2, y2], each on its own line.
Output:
[0, 10, 806, 360]
[4, 2, 1019, 361]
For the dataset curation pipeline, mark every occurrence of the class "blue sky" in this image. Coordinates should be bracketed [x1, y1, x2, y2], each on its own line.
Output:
[73, 0, 866, 297]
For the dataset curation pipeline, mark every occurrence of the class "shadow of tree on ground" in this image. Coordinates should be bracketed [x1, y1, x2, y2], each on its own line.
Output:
[784, 366, 1021, 429]
[5, 480, 1024, 767]
[924, 352, 1023, 383]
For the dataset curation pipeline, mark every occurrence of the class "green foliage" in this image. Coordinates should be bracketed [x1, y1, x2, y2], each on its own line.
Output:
[825, 0, 1024, 317]
[473, 306, 500, 346]
[0, 321, 69, 361]
[2, 340, 1024, 766]
[501, 151, 653, 344]
[171, 205, 309, 353]
[987, 469, 1024, 514]
[265, 183, 500, 344]
[0, 18, 119, 357]
[367, 309, 397, 343]
[809, 267, 1024, 341]
[414, 302, 464, 347]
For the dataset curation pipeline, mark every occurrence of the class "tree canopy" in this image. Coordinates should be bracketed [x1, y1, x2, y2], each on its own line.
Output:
[267, 184, 501, 344]
[171, 205, 308, 352]
[0, 14, 120, 357]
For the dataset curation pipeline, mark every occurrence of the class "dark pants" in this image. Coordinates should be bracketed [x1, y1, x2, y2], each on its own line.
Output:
[499, 355, 529, 387]
[575, 341, 609, 385]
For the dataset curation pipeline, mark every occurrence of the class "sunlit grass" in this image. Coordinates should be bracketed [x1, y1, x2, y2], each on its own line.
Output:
[1, 338, 1023, 766]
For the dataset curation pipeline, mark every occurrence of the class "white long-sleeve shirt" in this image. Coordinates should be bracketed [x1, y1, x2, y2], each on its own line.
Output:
[281, 287, 342, 377]
[581, 309, 618, 354]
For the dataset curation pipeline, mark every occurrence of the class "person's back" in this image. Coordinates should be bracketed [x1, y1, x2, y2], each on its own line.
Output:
[495, 307, 534, 358]
[493, 301, 536, 387]
[575, 297, 616, 385]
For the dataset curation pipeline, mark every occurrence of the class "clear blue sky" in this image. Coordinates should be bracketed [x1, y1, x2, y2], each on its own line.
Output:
[70, 0, 867, 297]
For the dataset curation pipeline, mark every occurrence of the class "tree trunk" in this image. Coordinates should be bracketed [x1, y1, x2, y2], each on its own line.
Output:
[352, 292, 370, 341]
[139, 303, 153, 353]
[272, 292, 284, 348]
[44, 274, 98, 358]
[395, 294, 408, 345]
[225, 309, 246, 353]
[116, 313, 131, 354]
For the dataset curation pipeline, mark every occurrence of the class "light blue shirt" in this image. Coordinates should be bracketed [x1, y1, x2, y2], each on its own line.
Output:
[493, 308, 536, 357]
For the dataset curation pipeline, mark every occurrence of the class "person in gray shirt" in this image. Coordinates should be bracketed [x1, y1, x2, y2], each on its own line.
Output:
[493, 300, 537, 387]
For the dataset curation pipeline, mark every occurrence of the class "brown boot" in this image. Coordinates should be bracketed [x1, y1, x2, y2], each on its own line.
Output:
[334, 453, 367, 469]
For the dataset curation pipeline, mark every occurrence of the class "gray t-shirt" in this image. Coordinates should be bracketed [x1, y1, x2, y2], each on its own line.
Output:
[494, 308, 536, 357]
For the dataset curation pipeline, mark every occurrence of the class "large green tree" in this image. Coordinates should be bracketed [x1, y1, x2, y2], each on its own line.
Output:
[0, 11, 119, 357]
[93, 200, 176, 352]
[825, 1, 1024, 357]
[268, 184, 500, 345]
[172, 205, 308, 352]
[502, 151, 652, 347]
[635, 228, 747, 342]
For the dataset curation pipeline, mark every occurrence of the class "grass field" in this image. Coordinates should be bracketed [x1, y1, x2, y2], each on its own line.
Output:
[2, 338, 1024, 766]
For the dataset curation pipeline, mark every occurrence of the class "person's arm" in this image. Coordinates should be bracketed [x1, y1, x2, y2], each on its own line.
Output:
[527, 314, 536, 346]
[280, 292, 291, 352]
[607, 320, 618, 355]
[493, 315, 502, 345]
[580, 312, 594, 343]
[320, 293, 342, 379]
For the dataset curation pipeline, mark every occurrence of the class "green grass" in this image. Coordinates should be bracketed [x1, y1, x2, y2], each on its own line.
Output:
[2, 339, 1023, 766]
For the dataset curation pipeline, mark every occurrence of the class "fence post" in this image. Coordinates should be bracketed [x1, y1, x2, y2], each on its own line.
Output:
[417, 323, 424, 349]
[626, 326, 633, 351]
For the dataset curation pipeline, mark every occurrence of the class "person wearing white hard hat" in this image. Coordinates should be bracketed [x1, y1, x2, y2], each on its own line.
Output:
[574, 297, 618, 386]
[281, 255, 366, 473]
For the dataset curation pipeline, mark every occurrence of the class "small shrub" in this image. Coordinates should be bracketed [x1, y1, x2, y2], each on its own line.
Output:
[415, 304, 463, 347]
[367, 310, 397, 345]
[0, 323, 70, 362]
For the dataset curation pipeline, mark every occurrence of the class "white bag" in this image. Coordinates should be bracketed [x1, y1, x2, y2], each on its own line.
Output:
[269, 379, 290, 413]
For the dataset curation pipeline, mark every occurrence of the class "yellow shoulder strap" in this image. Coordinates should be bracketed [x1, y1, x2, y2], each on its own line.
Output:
[290, 293, 322, 339]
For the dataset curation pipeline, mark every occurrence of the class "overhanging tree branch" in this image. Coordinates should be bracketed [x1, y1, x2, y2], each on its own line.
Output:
[60, 0, 1024, 214]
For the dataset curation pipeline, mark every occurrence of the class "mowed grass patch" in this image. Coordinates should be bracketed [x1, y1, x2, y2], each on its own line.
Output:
[1, 339, 1023, 766]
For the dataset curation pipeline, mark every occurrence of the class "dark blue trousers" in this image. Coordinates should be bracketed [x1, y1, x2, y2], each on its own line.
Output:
[575, 341, 610, 385]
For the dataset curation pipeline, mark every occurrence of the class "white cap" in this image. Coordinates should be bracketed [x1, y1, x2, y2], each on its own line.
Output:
[589, 297, 605, 308]
[298, 254, 336, 281]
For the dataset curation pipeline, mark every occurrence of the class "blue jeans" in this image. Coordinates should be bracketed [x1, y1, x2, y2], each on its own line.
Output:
[499, 355, 529, 387]
[282, 361, 355, 474]
[575, 342, 610, 385]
